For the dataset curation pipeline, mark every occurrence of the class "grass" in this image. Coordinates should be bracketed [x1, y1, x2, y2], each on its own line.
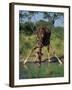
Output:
[19, 27, 64, 79]
[19, 27, 64, 61]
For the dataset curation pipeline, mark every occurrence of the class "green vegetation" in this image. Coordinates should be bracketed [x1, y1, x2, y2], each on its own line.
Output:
[19, 11, 64, 79]
[19, 25, 64, 79]
[19, 25, 64, 60]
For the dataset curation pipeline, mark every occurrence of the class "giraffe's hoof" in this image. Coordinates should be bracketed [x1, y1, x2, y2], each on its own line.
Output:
[23, 59, 27, 64]
[48, 59, 51, 63]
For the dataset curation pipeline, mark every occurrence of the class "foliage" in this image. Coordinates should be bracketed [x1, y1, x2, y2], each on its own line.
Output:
[19, 11, 64, 79]
[43, 12, 64, 25]
[19, 22, 36, 35]
[19, 11, 64, 28]
[19, 26, 64, 60]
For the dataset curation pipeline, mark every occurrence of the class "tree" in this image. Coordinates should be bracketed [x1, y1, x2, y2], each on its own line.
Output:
[19, 11, 39, 32]
[19, 11, 29, 23]
[43, 12, 64, 26]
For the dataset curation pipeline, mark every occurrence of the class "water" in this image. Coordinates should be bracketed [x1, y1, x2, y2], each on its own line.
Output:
[19, 60, 64, 79]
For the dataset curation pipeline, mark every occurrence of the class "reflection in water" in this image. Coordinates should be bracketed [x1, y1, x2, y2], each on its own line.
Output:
[19, 59, 64, 79]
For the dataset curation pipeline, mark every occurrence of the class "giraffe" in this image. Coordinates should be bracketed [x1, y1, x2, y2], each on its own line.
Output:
[24, 25, 62, 65]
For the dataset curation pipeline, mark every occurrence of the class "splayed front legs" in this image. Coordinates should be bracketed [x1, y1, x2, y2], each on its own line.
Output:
[24, 43, 63, 65]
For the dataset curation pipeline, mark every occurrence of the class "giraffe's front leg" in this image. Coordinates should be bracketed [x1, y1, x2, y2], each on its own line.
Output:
[24, 46, 38, 64]
[47, 45, 51, 62]
[50, 45, 62, 64]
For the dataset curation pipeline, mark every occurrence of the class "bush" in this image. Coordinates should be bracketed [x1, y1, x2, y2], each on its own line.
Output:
[19, 26, 64, 60]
